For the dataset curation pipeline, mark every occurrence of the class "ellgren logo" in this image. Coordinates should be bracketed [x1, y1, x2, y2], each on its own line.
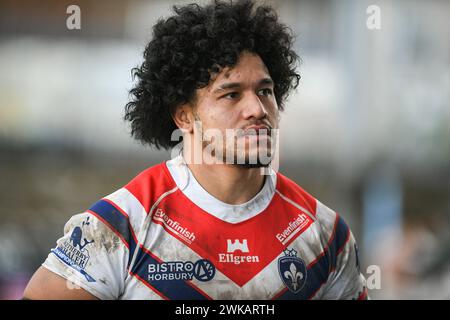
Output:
[278, 248, 307, 293]
[218, 239, 259, 265]
[227, 239, 249, 253]
[148, 259, 215, 282]
[52, 217, 96, 282]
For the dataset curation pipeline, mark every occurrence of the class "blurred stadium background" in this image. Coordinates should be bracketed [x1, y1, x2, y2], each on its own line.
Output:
[0, 0, 448, 299]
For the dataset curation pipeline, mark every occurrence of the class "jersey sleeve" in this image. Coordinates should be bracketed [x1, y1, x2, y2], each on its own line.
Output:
[320, 216, 369, 300]
[42, 211, 130, 300]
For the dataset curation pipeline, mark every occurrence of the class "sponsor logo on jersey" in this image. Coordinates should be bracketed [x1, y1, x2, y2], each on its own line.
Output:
[153, 208, 196, 244]
[52, 217, 96, 282]
[278, 248, 307, 293]
[276, 213, 310, 245]
[227, 239, 249, 253]
[147, 259, 215, 282]
[218, 239, 260, 265]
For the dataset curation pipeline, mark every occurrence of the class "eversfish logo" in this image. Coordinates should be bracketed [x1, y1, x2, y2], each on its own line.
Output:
[153, 208, 196, 244]
[276, 213, 311, 245]
[147, 259, 215, 282]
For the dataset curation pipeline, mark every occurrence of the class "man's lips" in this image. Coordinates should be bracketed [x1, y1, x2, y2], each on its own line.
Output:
[243, 125, 272, 136]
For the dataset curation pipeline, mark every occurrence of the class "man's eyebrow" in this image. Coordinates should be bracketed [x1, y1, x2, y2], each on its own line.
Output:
[212, 82, 241, 93]
[212, 77, 274, 94]
[259, 77, 274, 86]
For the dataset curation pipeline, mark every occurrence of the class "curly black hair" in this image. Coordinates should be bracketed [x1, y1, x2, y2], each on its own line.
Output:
[124, 0, 300, 150]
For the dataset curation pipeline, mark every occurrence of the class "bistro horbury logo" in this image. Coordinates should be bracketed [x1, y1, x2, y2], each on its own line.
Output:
[147, 259, 216, 282]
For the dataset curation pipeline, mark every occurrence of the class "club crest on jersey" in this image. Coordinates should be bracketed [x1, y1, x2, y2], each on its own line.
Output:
[52, 217, 96, 282]
[278, 248, 307, 293]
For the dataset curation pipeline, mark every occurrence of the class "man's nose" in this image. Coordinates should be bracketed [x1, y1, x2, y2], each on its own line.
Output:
[242, 93, 268, 120]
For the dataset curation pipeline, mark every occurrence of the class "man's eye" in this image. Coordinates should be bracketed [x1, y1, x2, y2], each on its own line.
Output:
[258, 88, 273, 96]
[223, 92, 239, 99]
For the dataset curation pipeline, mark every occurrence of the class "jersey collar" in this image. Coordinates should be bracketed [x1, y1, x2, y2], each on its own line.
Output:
[165, 155, 277, 224]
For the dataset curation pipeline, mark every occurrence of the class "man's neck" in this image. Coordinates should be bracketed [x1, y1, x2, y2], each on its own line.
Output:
[184, 160, 266, 205]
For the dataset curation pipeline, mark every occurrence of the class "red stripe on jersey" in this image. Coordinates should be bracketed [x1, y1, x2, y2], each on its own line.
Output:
[124, 162, 177, 213]
[271, 287, 288, 300]
[328, 218, 351, 275]
[308, 213, 339, 270]
[335, 226, 351, 257]
[129, 270, 169, 300]
[275, 173, 318, 218]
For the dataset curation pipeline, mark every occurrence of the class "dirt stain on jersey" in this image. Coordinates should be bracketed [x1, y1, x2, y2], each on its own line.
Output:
[91, 221, 121, 254]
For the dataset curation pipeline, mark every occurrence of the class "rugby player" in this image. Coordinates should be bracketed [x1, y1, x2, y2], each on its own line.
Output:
[23, 0, 368, 300]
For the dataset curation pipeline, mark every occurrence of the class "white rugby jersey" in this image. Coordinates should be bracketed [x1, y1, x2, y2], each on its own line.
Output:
[43, 155, 368, 300]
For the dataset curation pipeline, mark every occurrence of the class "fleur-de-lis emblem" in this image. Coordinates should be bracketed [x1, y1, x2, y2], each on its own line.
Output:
[284, 262, 304, 290]
[278, 248, 307, 293]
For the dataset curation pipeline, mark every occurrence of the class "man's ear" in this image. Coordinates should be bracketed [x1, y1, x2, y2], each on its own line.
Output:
[172, 104, 194, 134]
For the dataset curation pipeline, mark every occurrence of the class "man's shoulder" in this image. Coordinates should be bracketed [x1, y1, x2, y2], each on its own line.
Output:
[124, 160, 177, 202]
[117, 160, 178, 210]
[275, 171, 341, 229]
[274, 171, 318, 217]
[88, 160, 177, 219]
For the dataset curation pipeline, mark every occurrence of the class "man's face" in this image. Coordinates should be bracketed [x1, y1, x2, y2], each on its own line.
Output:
[191, 51, 279, 167]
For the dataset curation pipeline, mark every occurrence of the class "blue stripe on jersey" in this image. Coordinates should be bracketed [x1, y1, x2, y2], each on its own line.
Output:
[276, 214, 350, 300]
[328, 214, 351, 273]
[130, 248, 209, 300]
[88, 200, 137, 268]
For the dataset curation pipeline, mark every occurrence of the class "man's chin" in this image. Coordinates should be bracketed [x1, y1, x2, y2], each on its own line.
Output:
[234, 153, 273, 168]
